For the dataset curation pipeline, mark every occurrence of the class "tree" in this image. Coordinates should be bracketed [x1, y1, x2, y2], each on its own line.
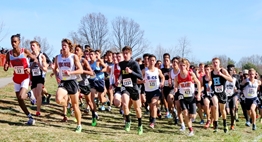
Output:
[242, 62, 260, 73]
[21, 36, 54, 58]
[177, 36, 191, 58]
[111, 17, 149, 58]
[0, 21, 8, 42]
[71, 13, 110, 55]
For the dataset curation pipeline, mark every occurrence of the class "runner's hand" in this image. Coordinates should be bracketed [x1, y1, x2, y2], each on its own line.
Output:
[4, 63, 9, 71]
[196, 94, 201, 101]
[125, 67, 132, 74]
[24, 68, 30, 74]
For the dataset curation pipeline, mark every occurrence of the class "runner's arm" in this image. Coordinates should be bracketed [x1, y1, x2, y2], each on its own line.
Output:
[39, 54, 48, 72]
[130, 62, 143, 80]
[191, 72, 202, 96]
[100, 60, 108, 72]
[83, 58, 94, 76]
[71, 55, 83, 75]
[158, 69, 165, 86]
[137, 69, 145, 84]
[221, 68, 233, 82]
[4, 52, 10, 71]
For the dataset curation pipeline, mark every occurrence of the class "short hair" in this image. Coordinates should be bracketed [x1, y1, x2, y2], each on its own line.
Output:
[148, 54, 156, 60]
[171, 56, 180, 62]
[95, 49, 101, 54]
[212, 57, 220, 62]
[61, 38, 74, 53]
[89, 49, 95, 53]
[143, 53, 151, 59]
[11, 34, 21, 41]
[135, 57, 142, 62]
[227, 64, 235, 69]
[122, 46, 132, 53]
[204, 64, 211, 68]
[106, 50, 113, 55]
[30, 40, 41, 48]
[163, 53, 170, 59]
[199, 63, 204, 66]
[249, 68, 256, 73]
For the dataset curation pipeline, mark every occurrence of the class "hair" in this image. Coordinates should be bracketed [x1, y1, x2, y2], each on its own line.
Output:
[212, 57, 220, 62]
[199, 63, 204, 66]
[75, 44, 83, 50]
[116, 52, 122, 55]
[106, 50, 113, 55]
[61, 38, 74, 53]
[30, 40, 41, 48]
[143, 53, 151, 59]
[148, 54, 156, 60]
[204, 64, 211, 68]
[156, 60, 161, 63]
[249, 68, 256, 73]
[122, 46, 132, 53]
[135, 57, 142, 62]
[89, 49, 95, 53]
[163, 53, 170, 59]
[84, 45, 90, 49]
[95, 49, 101, 54]
[227, 64, 235, 69]
[11, 34, 21, 41]
[171, 56, 180, 63]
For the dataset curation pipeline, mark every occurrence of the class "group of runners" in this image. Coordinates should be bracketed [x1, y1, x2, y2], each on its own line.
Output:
[3, 34, 262, 136]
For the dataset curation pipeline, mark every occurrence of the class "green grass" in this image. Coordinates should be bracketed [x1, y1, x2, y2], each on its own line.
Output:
[0, 74, 262, 142]
[0, 67, 14, 78]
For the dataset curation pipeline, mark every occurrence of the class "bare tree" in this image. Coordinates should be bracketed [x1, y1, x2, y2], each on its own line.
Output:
[0, 21, 8, 42]
[71, 13, 110, 55]
[20, 36, 54, 57]
[214, 55, 229, 68]
[177, 36, 191, 58]
[154, 44, 180, 61]
[112, 17, 149, 58]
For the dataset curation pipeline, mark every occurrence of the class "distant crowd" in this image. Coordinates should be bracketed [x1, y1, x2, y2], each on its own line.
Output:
[0, 48, 9, 54]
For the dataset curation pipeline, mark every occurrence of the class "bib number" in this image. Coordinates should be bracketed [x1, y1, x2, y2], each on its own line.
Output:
[164, 80, 169, 87]
[149, 80, 156, 88]
[215, 85, 223, 93]
[123, 78, 133, 87]
[184, 88, 192, 97]
[226, 89, 233, 96]
[248, 88, 255, 97]
[14, 66, 24, 74]
[32, 68, 41, 76]
[62, 70, 70, 80]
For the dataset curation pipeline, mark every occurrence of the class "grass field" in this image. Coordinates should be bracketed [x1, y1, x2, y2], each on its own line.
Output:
[0, 74, 262, 142]
[0, 67, 13, 78]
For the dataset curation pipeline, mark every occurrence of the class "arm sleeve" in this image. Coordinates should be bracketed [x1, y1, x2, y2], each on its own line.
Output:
[131, 62, 143, 80]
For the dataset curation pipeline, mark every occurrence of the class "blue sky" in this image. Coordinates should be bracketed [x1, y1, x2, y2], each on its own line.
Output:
[0, 0, 261, 63]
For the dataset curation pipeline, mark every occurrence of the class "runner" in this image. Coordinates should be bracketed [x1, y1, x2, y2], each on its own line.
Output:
[241, 68, 261, 130]
[141, 54, 165, 129]
[225, 65, 239, 130]
[119, 46, 143, 135]
[105, 50, 114, 111]
[210, 57, 233, 133]
[88, 49, 107, 126]
[174, 58, 201, 136]
[3, 34, 38, 125]
[200, 64, 213, 129]
[53, 38, 83, 132]
[196, 63, 205, 124]
[29, 40, 48, 116]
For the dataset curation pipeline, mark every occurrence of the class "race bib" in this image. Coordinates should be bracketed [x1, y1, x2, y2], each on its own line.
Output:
[62, 70, 70, 80]
[14, 66, 24, 74]
[123, 78, 133, 87]
[184, 88, 192, 97]
[148, 80, 157, 88]
[248, 88, 255, 97]
[214, 85, 223, 93]
[76, 75, 83, 82]
[32, 68, 41, 76]
[226, 89, 233, 96]
[164, 80, 169, 86]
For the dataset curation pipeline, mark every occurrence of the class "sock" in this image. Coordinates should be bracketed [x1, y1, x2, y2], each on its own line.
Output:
[125, 115, 130, 122]
[92, 111, 96, 118]
[152, 118, 156, 124]
[214, 121, 218, 129]
[138, 118, 142, 126]
[188, 127, 193, 132]
[149, 116, 152, 123]
[166, 108, 169, 112]
[27, 114, 33, 119]
[223, 119, 227, 127]
[181, 122, 185, 127]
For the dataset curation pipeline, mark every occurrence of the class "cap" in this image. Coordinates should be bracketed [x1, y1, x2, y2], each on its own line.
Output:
[243, 69, 248, 74]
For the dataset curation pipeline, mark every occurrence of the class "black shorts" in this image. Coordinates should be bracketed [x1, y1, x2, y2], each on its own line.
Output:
[89, 79, 105, 93]
[31, 77, 45, 89]
[79, 84, 91, 95]
[145, 89, 161, 104]
[174, 91, 181, 101]
[163, 87, 172, 100]
[140, 84, 145, 94]
[245, 97, 259, 110]
[179, 96, 196, 114]
[58, 80, 79, 95]
[226, 94, 237, 109]
[214, 93, 227, 104]
[121, 86, 140, 101]
[105, 79, 110, 90]
[203, 94, 213, 106]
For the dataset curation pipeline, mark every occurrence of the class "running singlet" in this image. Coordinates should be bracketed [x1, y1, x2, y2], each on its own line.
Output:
[9, 48, 30, 84]
[177, 72, 195, 98]
[110, 64, 121, 86]
[161, 67, 171, 87]
[243, 79, 259, 99]
[30, 53, 45, 78]
[57, 54, 77, 81]
[89, 60, 104, 80]
[144, 67, 160, 92]
[210, 69, 227, 94]
[225, 77, 236, 96]
[105, 62, 114, 79]
[77, 58, 89, 86]
[202, 75, 212, 97]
